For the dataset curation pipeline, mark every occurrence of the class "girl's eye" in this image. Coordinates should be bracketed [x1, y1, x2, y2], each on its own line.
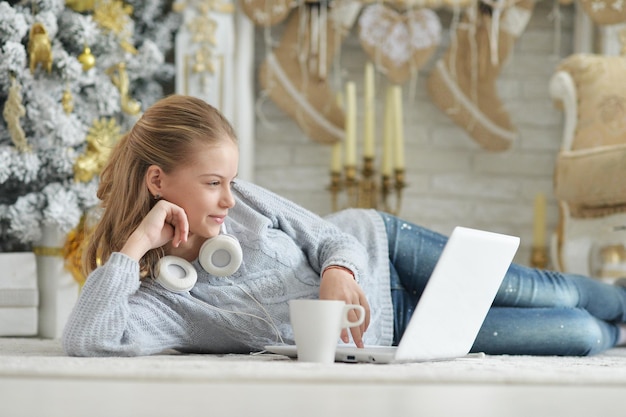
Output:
[207, 181, 220, 187]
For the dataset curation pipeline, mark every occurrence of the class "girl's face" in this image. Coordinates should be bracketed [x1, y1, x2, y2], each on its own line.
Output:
[159, 138, 239, 240]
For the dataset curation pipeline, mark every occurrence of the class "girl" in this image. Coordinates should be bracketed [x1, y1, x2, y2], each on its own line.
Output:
[63, 94, 626, 357]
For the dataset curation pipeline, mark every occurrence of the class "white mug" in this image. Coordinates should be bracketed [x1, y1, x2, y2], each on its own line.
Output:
[289, 299, 366, 364]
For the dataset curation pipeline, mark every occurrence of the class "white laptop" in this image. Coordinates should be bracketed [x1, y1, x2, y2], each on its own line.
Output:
[265, 226, 520, 364]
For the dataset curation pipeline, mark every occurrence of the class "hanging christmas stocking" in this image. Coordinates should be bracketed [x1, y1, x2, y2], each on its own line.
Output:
[258, 1, 361, 144]
[426, 0, 535, 151]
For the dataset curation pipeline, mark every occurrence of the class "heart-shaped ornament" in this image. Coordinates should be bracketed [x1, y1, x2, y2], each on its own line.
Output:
[579, 0, 626, 25]
[359, 4, 442, 84]
[239, 0, 293, 27]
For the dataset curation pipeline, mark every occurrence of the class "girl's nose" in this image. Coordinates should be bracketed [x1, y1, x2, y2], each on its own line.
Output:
[221, 186, 236, 208]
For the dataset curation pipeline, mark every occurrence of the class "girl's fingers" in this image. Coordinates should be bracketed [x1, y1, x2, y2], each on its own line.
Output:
[340, 328, 350, 344]
[349, 306, 367, 347]
[170, 210, 188, 247]
[153, 200, 188, 248]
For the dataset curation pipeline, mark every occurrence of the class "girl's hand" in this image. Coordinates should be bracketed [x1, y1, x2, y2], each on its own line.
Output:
[319, 267, 371, 348]
[121, 200, 189, 261]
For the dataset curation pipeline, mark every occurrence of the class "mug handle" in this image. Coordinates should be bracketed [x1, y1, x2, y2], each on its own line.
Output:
[341, 304, 366, 328]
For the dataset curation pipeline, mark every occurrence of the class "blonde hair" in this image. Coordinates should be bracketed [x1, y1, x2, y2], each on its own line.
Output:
[84, 95, 237, 278]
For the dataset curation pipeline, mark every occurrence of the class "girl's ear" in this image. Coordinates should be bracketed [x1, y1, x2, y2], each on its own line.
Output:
[145, 165, 164, 197]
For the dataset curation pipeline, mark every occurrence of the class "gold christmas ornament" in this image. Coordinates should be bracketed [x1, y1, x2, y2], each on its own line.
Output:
[94, 0, 133, 33]
[63, 209, 101, 286]
[65, 0, 96, 12]
[74, 117, 122, 182]
[62, 87, 74, 114]
[78, 45, 96, 71]
[106, 62, 142, 115]
[93, 0, 138, 54]
[172, 0, 186, 12]
[63, 215, 89, 286]
[3, 76, 30, 152]
[28, 22, 53, 74]
[119, 40, 138, 54]
[121, 96, 141, 115]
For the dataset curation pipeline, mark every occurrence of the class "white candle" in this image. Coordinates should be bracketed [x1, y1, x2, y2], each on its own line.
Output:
[533, 193, 547, 247]
[363, 62, 375, 158]
[336, 91, 344, 109]
[392, 86, 405, 170]
[345, 82, 357, 167]
[382, 86, 394, 177]
[332, 92, 344, 173]
[331, 142, 342, 173]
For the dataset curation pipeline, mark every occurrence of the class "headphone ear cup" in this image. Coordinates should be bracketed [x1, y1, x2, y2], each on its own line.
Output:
[199, 234, 243, 277]
[155, 256, 198, 293]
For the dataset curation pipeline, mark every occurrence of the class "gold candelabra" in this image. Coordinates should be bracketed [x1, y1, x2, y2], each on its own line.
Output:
[529, 193, 549, 269]
[329, 156, 406, 214]
[589, 244, 626, 280]
[329, 71, 406, 214]
[530, 246, 548, 269]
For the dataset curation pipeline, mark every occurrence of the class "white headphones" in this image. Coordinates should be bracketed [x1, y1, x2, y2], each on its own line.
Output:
[153, 224, 284, 344]
[155, 224, 243, 293]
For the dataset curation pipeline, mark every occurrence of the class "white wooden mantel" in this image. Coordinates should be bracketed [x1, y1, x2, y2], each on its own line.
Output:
[175, 4, 256, 181]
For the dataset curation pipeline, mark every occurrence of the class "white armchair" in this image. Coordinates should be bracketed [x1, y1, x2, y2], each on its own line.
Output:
[549, 53, 626, 279]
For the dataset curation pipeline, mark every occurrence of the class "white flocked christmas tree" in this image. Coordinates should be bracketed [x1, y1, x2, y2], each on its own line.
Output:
[0, 0, 181, 252]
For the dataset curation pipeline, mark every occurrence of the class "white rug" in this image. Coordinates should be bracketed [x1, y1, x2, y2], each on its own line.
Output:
[1, 337, 626, 385]
[2, 338, 626, 417]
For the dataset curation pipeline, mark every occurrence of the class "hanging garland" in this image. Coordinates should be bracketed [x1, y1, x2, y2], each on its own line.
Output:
[3, 76, 29, 152]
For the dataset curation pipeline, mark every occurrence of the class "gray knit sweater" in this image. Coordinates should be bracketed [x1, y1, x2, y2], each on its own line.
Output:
[62, 180, 393, 356]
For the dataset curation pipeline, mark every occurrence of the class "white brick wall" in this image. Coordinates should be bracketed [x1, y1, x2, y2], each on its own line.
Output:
[252, 2, 574, 266]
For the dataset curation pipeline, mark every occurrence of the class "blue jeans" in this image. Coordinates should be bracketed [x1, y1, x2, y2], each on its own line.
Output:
[379, 212, 626, 356]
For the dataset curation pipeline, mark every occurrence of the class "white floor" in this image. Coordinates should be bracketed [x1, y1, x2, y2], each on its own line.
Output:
[2, 378, 625, 417]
